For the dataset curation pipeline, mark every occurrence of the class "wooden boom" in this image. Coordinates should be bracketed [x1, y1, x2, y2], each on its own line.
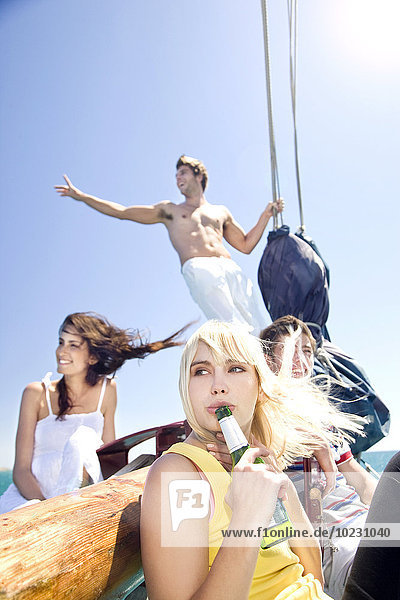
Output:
[0, 467, 149, 600]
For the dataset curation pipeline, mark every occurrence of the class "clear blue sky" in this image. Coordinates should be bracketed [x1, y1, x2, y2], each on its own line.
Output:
[0, 0, 398, 468]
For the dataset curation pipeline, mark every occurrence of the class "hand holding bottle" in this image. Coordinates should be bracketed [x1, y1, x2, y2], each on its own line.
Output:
[215, 406, 293, 548]
[225, 446, 289, 533]
[208, 433, 280, 472]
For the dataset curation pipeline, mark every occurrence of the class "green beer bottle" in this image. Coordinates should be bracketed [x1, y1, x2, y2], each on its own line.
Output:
[215, 405, 293, 549]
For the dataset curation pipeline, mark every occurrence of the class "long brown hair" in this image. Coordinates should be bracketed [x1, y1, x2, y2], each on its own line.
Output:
[56, 312, 186, 418]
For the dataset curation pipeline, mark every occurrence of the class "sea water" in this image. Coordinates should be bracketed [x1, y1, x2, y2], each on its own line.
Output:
[0, 470, 13, 496]
[360, 449, 398, 474]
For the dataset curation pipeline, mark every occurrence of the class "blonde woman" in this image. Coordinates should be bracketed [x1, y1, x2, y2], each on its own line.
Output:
[140, 321, 361, 600]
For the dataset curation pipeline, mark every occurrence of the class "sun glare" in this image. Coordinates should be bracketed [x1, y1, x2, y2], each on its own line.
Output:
[339, 0, 400, 71]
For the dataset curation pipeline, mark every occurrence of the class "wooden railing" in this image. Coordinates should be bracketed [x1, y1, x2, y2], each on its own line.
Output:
[0, 468, 148, 600]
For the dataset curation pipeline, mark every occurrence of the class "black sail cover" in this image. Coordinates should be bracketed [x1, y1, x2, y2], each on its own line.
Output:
[258, 226, 390, 453]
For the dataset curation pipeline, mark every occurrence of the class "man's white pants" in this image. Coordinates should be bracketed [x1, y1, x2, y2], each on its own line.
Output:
[181, 256, 265, 334]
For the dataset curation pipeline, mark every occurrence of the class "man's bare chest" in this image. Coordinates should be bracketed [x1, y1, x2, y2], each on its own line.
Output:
[171, 206, 225, 233]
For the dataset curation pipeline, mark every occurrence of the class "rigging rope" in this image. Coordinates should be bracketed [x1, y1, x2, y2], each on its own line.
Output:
[260, 0, 306, 231]
[287, 0, 305, 232]
[260, 0, 282, 231]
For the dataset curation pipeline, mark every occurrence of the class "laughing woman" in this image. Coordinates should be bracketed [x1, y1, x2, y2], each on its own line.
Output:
[0, 312, 184, 513]
[140, 321, 361, 600]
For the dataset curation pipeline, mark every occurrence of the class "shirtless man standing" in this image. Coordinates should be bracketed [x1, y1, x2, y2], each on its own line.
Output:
[55, 155, 283, 333]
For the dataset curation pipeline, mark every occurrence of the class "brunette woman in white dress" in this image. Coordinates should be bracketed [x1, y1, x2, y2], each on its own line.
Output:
[0, 312, 183, 513]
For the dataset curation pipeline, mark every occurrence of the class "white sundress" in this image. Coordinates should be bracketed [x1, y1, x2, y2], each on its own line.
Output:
[0, 373, 107, 514]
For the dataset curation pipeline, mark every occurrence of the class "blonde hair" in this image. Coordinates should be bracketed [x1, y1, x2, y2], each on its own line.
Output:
[179, 321, 363, 469]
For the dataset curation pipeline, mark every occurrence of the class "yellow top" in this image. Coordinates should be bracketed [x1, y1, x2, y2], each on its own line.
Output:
[165, 442, 331, 600]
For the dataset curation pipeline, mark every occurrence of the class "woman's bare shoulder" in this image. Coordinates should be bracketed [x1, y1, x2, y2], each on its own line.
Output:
[24, 378, 60, 394]
[102, 378, 117, 412]
[145, 449, 198, 485]
[23, 381, 45, 399]
[19, 382, 47, 417]
[107, 378, 117, 389]
[142, 450, 200, 514]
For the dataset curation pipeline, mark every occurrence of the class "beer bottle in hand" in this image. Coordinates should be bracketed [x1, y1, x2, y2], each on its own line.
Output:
[215, 405, 293, 549]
